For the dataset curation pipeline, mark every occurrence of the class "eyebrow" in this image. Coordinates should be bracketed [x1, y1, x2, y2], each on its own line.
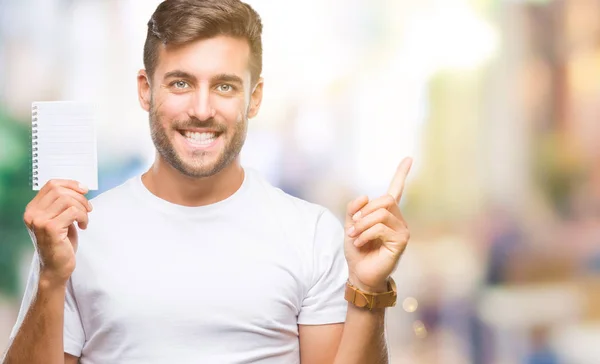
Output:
[163, 70, 196, 82]
[163, 70, 244, 86]
[211, 73, 244, 85]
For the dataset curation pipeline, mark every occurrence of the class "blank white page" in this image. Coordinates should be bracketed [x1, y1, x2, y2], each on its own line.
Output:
[32, 101, 98, 190]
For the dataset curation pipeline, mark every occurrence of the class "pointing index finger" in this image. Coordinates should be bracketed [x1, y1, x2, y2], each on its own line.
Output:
[387, 157, 413, 203]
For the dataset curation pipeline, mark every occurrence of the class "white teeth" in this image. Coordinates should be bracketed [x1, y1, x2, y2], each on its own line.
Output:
[183, 131, 217, 145]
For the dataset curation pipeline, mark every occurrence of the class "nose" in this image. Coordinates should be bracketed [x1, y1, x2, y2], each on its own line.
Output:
[189, 83, 216, 121]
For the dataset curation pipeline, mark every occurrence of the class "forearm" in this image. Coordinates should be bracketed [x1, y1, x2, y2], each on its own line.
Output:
[3, 277, 67, 364]
[333, 304, 388, 364]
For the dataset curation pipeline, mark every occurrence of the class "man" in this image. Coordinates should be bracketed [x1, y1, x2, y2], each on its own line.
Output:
[3, 0, 412, 363]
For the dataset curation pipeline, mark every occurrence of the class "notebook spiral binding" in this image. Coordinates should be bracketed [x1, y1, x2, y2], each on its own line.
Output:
[31, 105, 39, 188]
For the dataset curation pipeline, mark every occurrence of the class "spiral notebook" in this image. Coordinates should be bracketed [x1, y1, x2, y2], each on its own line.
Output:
[31, 101, 98, 191]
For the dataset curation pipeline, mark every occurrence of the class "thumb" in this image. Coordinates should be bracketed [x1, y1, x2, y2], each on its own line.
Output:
[345, 195, 369, 228]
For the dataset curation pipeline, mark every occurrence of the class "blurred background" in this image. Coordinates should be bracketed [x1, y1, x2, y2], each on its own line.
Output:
[1, 0, 599, 362]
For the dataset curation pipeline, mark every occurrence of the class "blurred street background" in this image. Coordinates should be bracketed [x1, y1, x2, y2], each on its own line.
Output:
[1, 0, 600, 363]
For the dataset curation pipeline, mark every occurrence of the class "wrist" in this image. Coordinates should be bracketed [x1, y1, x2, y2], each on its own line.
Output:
[345, 275, 398, 310]
[38, 270, 69, 290]
[348, 274, 390, 293]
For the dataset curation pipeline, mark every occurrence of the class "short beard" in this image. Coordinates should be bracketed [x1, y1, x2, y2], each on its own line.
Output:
[149, 101, 247, 178]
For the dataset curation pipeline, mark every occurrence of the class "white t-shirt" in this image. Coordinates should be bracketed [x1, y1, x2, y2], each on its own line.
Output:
[10, 168, 348, 363]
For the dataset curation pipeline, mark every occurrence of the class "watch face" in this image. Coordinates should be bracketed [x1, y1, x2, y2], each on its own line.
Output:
[356, 292, 370, 308]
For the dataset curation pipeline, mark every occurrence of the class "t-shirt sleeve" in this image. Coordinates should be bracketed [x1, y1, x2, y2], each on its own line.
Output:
[297, 209, 348, 325]
[8, 251, 85, 357]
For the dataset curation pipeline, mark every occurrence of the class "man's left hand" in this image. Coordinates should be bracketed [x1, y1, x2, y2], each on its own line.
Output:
[344, 157, 413, 293]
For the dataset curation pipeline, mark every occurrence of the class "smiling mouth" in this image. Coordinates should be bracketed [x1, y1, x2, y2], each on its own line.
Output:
[178, 130, 222, 146]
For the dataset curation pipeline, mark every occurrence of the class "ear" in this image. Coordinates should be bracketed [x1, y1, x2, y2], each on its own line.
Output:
[247, 77, 264, 119]
[137, 69, 151, 112]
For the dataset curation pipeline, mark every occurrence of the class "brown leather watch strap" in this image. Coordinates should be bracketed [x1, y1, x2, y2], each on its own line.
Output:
[344, 277, 397, 310]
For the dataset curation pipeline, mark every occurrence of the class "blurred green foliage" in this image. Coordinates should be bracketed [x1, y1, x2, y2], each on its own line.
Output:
[534, 131, 585, 217]
[0, 107, 35, 298]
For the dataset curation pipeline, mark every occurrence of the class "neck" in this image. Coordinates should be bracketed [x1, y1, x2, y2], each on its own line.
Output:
[141, 154, 244, 207]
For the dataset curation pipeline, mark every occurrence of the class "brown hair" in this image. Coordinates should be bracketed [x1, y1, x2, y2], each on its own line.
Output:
[144, 0, 263, 85]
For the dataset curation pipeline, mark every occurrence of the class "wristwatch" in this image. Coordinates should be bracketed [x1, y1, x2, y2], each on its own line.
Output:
[344, 277, 397, 310]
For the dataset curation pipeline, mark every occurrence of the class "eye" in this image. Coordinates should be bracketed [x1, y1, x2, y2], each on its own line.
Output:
[173, 80, 189, 89]
[217, 84, 233, 93]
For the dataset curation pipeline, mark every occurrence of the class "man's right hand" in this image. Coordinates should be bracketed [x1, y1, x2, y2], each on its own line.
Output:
[23, 179, 92, 285]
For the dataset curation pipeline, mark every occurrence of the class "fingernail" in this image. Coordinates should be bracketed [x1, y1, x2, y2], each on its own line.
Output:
[88, 201, 93, 211]
[78, 183, 88, 192]
[347, 225, 355, 237]
[354, 240, 361, 247]
[352, 211, 361, 221]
